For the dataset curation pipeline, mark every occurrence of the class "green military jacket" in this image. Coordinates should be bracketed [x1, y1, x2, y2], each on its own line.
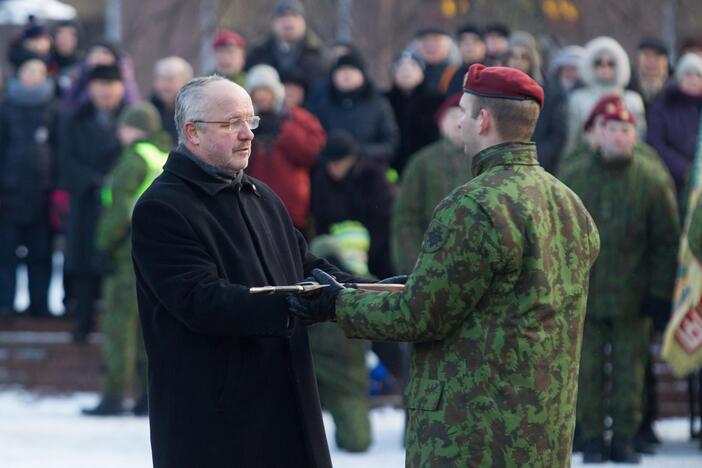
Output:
[96, 140, 164, 265]
[336, 142, 600, 467]
[689, 198, 702, 261]
[558, 146, 680, 319]
[391, 138, 472, 273]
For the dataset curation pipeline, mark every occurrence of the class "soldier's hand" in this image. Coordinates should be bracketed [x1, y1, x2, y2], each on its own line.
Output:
[377, 275, 409, 285]
[286, 269, 345, 323]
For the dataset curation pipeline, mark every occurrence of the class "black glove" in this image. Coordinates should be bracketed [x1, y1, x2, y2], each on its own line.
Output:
[286, 269, 344, 323]
[377, 275, 409, 285]
[640, 295, 672, 333]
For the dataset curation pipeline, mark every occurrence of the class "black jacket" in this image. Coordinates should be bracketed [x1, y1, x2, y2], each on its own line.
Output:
[58, 101, 123, 273]
[311, 159, 396, 278]
[309, 82, 400, 163]
[247, 33, 328, 83]
[132, 149, 351, 468]
[385, 83, 443, 174]
[0, 82, 57, 223]
[532, 80, 567, 174]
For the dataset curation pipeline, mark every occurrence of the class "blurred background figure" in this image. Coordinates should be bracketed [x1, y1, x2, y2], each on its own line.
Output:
[647, 52, 702, 200]
[385, 51, 443, 176]
[548, 45, 585, 94]
[390, 94, 468, 275]
[211, 29, 247, 86]
[83, 102, 169, 416]
[308, 51, 399, 165]
[58, 64, 126, 342]
[280, 67, 309, 109]
[50, 19, 83, 96]
[411, 27, 457, 94]
[565, 36, 646, 155]
[8, 20, 53, 73]
[483, 22, 511, 66]
[244, 64, 325, 232]
[0, 56, 57, 318]
[505, 31, 567, 173]
[310, 129, 395, 279]
[628, 37, 671, 114]
[247, 0, 328, 83]
[445, 23, 486, 95]
[150, 56, 193, 144]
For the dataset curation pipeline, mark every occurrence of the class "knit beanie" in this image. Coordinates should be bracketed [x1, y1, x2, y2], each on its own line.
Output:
[675, 52, 702, 83]
[549, 45, 585, 74]
[244, 64, 285, 112]
[320, 129, 358, 162]
[118, 101, 162, 134]
[274, 0, 305, 17]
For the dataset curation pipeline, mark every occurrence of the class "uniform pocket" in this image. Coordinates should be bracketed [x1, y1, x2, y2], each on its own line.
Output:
[404, 378, 444, 411]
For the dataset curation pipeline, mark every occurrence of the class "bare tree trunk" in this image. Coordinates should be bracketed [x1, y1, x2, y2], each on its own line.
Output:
[200, 0, 217, 74]
[104, 0, 122, 42]
[663, 0, 677, 62]
[337, 0, 353, 43]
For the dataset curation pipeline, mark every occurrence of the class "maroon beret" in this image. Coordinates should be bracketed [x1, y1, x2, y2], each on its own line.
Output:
[462, 64, 544, 108]
[434, 93, 462, 126]
[212, 30, 245, 49]
[583, 94, 624, 131]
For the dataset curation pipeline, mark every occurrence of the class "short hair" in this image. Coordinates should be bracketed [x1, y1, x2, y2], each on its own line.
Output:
[154, 56, 194, 82]
[469, 95, 540, 141]
[174, 75, 228, 145]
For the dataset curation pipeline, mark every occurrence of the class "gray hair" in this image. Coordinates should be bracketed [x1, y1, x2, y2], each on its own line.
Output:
[154, 56, 194, 82]
[174, 75, 228, 145]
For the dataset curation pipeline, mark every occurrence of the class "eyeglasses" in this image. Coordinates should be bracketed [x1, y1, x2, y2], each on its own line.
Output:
[594, 59, 615, 68]
[192, 116, 261, 131]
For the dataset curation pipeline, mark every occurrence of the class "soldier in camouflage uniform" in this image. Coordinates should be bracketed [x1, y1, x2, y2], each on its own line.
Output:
[391, 94, 473, 274]
[558, 101, 679, 463]
[82, 102, 171, 416]
[289, 64, 600, 467]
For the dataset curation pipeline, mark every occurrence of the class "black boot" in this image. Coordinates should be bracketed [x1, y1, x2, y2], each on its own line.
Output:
[610, 436, 641, 464]
[132, 394, 149, 416]
[582, 436, 607, 463]
[81, 396, 125, 416]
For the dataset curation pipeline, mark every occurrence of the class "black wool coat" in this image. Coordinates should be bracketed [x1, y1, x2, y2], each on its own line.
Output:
[132, 149, 352, 468]
[58, 102, 122, 272]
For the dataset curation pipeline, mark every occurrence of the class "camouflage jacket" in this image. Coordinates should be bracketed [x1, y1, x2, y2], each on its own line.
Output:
[336, 142, 600, 467]
[558, 146, 680, 319]
[391, 138, 472, 273]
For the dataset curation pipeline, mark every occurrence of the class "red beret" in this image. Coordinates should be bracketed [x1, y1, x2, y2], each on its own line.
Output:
[434, 93, 462, 125]
[602, 103, 636, 126]
[462, 64, 544, 108]
[212, 30, 245, 49]
[583, 95, 625, 131]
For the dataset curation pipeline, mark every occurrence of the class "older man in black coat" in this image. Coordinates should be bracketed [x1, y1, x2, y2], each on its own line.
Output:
[131, 75, 353, 468]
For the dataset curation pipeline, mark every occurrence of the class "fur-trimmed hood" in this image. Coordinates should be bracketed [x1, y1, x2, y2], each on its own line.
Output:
[580, 36, 631, 89]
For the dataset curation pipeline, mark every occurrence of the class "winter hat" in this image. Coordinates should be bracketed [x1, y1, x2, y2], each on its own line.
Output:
[280, 68, 309, 93]
[508, 30, 542, 82]
[118, 102, 162, 134]
[549, 45, 586, 74]
[415, 26, 450, 39]
[584, 95, 624, 131]
[23, 23, 49, 40]
[463, 63, 544, 108]
[582, 36, 631, 88]
[485, 23, 510, 38]
[273, 0, 305, 17]
[456, 23, 483, 40]
[675, 53, 702, 83]
[638, 37, 669, 57]
[321, 129, 358, 162]
[434, 93, 462, 126]
[212, 29, 245, 49]
[244, 64, 285, 112]
[88, 64, 122, 82]
[391, 51, 425, 72]
[332, 51, 366, 73]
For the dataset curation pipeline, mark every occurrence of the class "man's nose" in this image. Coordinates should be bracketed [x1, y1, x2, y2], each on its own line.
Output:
[239, 126, 254, 140]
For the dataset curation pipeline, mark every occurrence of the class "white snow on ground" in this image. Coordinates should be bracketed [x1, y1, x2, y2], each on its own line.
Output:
[0, 390, 700, 467]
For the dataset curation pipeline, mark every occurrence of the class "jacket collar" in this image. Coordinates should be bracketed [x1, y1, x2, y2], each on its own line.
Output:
[471, 141, 539, 177]
[164, 149, 260, 197]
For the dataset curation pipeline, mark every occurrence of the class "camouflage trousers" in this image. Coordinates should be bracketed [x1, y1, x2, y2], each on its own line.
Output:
[100, 259, 147, 398]
[309, 322, 371, 452]
[577, 315, 651, 438]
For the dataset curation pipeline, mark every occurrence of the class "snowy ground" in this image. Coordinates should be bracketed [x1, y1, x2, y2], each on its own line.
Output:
[0, 390, 700, 468]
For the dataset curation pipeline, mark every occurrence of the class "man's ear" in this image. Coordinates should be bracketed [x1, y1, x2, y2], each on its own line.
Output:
[478, 108, 491, 135]
[184, 122, 201, 145]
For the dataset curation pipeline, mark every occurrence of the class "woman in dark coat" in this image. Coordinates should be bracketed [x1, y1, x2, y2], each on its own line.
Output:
[57, 65, 125, 340]
[0, 57, 57, 316]
[308, 51, 399, 164]
[646, 52, 702, 196]
[384, 52, 444, 176]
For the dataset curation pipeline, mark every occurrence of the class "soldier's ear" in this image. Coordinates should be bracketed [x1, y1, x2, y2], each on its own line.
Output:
[478, 108, 491, 135]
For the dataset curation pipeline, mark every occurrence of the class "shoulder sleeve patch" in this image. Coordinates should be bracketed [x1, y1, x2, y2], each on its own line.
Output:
[421, 218, 450, 253]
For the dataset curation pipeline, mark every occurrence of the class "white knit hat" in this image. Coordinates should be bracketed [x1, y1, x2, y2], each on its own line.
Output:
[675, 52, 702, 84]
[244, 64, 285, 113]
